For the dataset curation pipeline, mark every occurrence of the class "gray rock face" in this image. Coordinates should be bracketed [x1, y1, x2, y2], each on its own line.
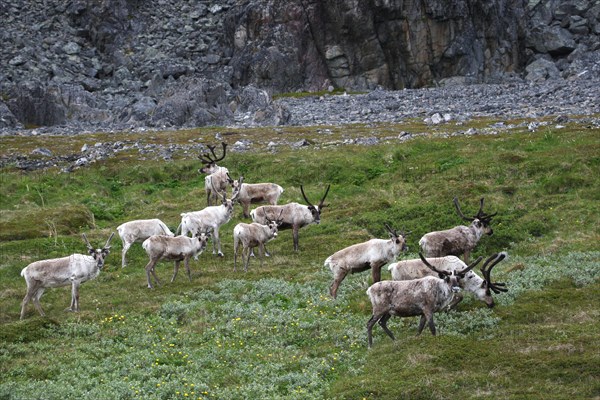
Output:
[0, 0, 598, 132]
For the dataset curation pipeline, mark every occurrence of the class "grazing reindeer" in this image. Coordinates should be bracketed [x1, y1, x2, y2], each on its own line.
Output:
[366, 253, 482, 348]
[251, 185, 330, 252]
[198, 142, 229, 206]
[229, 174, 284, 218]
[419, 197, 497, 263]
[179, 192, 236, 257]
[116, 219, 174, 268]
[233, 211, 283, 272]
[324, 224, 409, 299]
[20, 233, 114, 319]
[141, 230, 211, 288]
[388, 252, 508, 308]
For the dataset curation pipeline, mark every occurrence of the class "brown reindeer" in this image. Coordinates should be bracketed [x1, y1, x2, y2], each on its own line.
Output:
[251, 185, 330, 252]
[419, 197, 497, 263]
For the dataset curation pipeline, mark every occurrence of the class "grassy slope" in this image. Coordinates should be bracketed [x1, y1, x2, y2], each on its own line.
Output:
[0, 121, 599, 399]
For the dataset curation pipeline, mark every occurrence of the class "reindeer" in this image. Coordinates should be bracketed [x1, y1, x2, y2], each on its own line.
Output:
[233, 210, 283, 272]
[198, 142, 229, 206]
[366, 253, 482, 348]
[20, 233, 114, 319]
[388, 252, 508, 308]
[116, 219, 174, 268]
[178, 192, 236, 257]
[229, 174, 284, 218]
[419, 197, 497, 263]
[141, 230, 211, 288]
[251, 185, 330, 252]
[324, 224, 409, 299]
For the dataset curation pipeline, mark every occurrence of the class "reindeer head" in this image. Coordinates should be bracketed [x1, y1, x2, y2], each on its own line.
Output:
[419, 253, 483, 293]
[453, 197, 497, 236]
[219, 191, 235, 216]
[265, 209, 284, 238]
[384, 223, 409, 254]
[194, 230, 212, 251]
[300, 184, 331, 224]
[198, 142, 227, 174]
[82, 232, 114, 269]
[229, 174, 243, 198]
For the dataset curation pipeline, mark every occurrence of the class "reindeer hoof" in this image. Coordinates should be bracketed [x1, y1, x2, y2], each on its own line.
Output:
[218, 252, 224, 257]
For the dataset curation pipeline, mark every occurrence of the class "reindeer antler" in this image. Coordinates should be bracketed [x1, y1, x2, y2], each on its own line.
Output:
[384, 223, 399, 238]
[82, 233, 94, 252]
[300, 185, 314, 208]
[419, 253, 450, 276]
[104, 232, 115, 249]
[453, 197, 474, 222]
[456, 256, 483, 275]
[318, 184, 331, 209]
[480, 252, 508, 294]
[199, 142, 227, 164]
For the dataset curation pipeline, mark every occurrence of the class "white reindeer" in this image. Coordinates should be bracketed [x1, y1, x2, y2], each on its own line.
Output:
[366, 253, 481, 348]
[229, 174, 284, 218]
[178, 192, 236, 257]
[116, 218, 174, 268]
[20, 233, 114, 320]
[233, 211, 283, 272]
[198, 142, 229, 206]
[388, 252, 508, 308]
[251, 185, 330, 252]
[324, 224, 408, 299]
[141, 231, 211, 288]
[419, 197, 497, 263]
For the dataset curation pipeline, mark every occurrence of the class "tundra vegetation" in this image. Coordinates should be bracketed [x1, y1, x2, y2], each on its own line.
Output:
[0, 119, 599, 399]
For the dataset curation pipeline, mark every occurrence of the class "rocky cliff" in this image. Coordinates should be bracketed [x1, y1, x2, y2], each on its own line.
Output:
[1, 0, 598, 131]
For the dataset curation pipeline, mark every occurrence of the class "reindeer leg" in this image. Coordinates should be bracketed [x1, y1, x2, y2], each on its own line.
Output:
[425, 311, 436, 335]
[378, 313, 395, 341]
[32, 288, 46, 317]
[20, 285, 35, 320]
[292, 225, 300, 252]
[463, 250, 470, 264]
[121, 241, 131, 268]
[244, 246, 252, 272]
[371, 262, 383, 284]
[417, 315, 427, 335]
[185, 258, 192, 282]
[234, 243, 239, 272]
[213, 227, 224, 257]
[329, 269, 348, 299]
[258, 244, 265, 268]
[171, 260, 180, 283]
[367, 313, 383, 348]
[145, 260, 159, 288]
[243, 203, 250, 219]
[70, 281, 80, 312]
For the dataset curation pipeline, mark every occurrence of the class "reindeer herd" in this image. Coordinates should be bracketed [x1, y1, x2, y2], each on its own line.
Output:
[19, 142, 509, 348]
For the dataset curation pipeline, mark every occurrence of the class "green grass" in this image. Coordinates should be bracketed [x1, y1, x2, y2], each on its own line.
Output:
[0, 120, 599, 399]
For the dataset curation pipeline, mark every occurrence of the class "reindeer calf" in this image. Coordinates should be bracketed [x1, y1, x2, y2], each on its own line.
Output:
[233, 219, 280, 272]
[141, 232, 211, 288]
